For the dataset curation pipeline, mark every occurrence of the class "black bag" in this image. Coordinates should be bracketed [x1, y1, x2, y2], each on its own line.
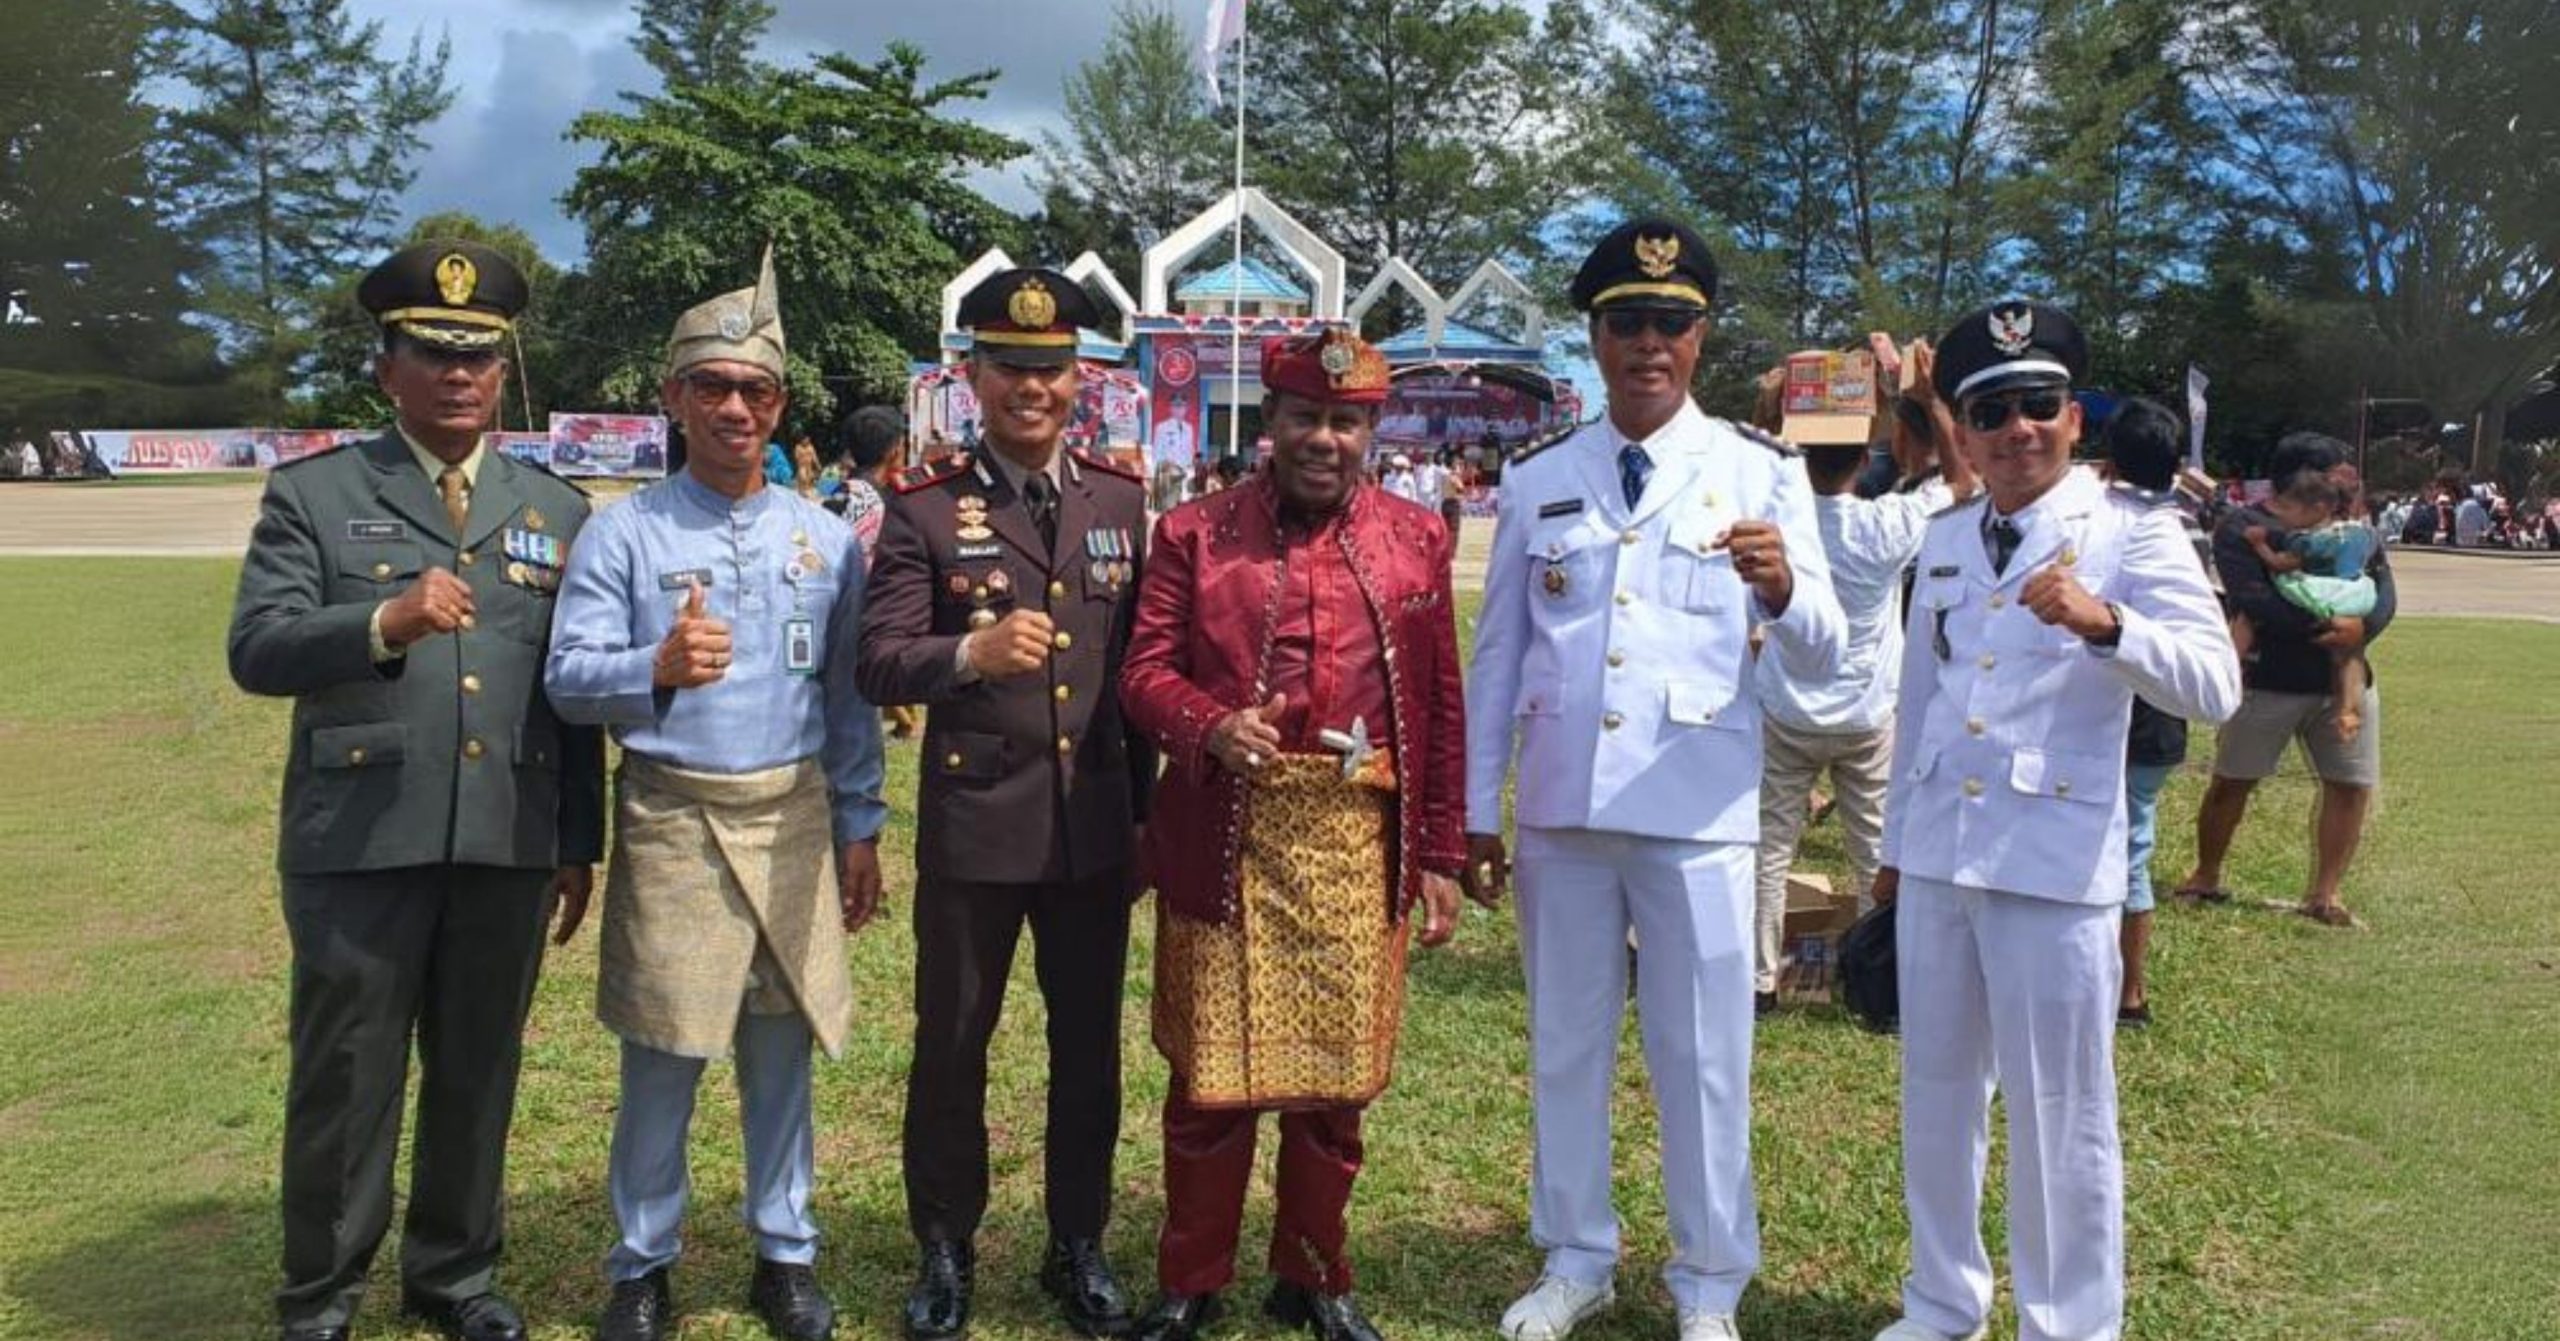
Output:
[1836, 901, 1899, 1035]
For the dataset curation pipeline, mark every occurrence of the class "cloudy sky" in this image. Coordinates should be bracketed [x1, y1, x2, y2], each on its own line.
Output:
[352, 0, 1165, 263]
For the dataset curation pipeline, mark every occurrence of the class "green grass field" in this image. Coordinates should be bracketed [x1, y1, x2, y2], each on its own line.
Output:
[0, 559, 2552, 1340]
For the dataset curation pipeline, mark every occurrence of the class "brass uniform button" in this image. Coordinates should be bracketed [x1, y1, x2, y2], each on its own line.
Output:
[1620, 530, 1639, 545]
[1607, 650, 1625, 668]
[1054, 684, 1072, 703]
[1603, 711, 1624, 730]
[1052, 630, 1073, 651]
[945, 752, 965, 770]
[1049, 580, 1067, 600]
[1056, 734, 1074, 755]
[463, 738, 485, 760]
[461, 673, 483, 695]
[1962, 777, 1984, 797]
[1989, 593, 2006, 609]
[1965, 717, 1985, 736]
[1977, 653, 1995, 670]
[2055, 780, 2073, 797]
[348, 747, 368, 765]
[371, 562, 392, 579]
[457, 549, 475, 566]
[1615, 590, 1632, 606]
[459, 613, 477, 631]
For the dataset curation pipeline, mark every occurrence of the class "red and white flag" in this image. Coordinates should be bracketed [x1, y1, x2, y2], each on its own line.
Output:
[1200, 0, 1247, 106]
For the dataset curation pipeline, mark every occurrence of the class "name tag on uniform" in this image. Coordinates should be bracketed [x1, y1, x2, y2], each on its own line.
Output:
[1928, 565, 1959, 578]
[955, 543, 1003, 559]
[347, 520, 407, 541]
[657, 568, 715, 591]
[1537, 498, 1585, 519]
[784, 616, 816, 676]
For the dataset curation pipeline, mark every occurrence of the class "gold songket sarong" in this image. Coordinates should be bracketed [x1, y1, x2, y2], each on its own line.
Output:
[1154, 752, 1408, 1108]
[597, 754, 851, 1061]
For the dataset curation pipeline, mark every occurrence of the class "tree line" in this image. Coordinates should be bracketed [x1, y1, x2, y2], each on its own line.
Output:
[2, 0, 2551, 487]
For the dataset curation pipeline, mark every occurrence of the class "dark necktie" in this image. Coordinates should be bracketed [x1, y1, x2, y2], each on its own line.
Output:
[1023, 471, 1059, 551]
[1618, 442, 1652, 512]
[1988, 516, 2024, 575]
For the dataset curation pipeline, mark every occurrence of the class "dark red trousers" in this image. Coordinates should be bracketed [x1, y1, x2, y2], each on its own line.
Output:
[1156, 1090, 1366, 1296]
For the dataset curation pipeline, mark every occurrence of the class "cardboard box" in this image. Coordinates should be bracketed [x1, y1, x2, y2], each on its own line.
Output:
[1778, 873, 1864, 1000]
[1780, 351, 1881, 446]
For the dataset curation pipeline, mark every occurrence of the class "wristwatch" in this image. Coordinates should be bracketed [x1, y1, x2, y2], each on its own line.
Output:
[2086, 600, 2125, 648]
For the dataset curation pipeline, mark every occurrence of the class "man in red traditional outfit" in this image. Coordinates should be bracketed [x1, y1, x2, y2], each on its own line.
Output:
[1118, 328, 1469, 1341]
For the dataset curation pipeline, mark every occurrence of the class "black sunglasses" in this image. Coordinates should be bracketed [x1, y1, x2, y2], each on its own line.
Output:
[1961, 388, 2069, 433]
[1601, 309, 1703, 340]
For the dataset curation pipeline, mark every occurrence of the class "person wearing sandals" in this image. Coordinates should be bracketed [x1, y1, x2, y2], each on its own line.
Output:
[1867, 302, 2239, 1341]
[2175, 432, 2396, 928]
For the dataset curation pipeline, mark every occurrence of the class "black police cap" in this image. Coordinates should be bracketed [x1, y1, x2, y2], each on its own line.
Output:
[959, 267, 1103, 368]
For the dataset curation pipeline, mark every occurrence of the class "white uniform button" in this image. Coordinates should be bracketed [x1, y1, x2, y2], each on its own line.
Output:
[1978, 652, 1996, 671]
[1962, 777, 1984, 797]
[1603, 711, 1624, 730]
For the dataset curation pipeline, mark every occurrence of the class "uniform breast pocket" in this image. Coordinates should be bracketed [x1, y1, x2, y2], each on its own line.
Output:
[332, 542, 423, 601]
[932, 730, 1010, 788]
[1524, 521, 1607, 613]
[2007, 747, 2113, 804]
[1658, 524, 1741, 612]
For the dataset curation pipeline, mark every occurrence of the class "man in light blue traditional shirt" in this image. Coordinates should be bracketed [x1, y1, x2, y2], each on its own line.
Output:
[546, 248, 886, 1341]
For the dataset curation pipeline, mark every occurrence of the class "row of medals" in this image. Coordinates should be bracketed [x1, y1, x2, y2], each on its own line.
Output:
[954, 495, 1009, 629]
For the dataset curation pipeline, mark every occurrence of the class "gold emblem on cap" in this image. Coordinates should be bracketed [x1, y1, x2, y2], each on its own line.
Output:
[1634, 233, 1680, 279]
[436, 253, 478, 306]
[1008, 278, 1058, 330]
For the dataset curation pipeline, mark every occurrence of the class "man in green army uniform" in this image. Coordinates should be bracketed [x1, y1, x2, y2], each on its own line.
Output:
[227, 240, 606, 1341]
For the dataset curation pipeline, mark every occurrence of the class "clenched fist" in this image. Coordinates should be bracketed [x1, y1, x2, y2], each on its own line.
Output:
[1206, 693, 1287, 779]
[1718, 520, 1794, 614]
[378, 566, 477, 648]
[963, 609, 1056, 680]
[2020, 563, 2118, 641]
[654, 579, 733, 688]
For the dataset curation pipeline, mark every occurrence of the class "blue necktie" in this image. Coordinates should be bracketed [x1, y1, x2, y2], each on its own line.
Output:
[1618, 442, 1653, 512]
[1988, 516, 2023, 575]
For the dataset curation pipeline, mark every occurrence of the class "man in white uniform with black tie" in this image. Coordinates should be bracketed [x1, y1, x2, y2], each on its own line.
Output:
[1463, 218, 1845, 1341]
[1869, 302, 2239, 1341]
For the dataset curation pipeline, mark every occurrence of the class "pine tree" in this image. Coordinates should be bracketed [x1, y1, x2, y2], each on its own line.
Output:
[631, 0, 776, 91]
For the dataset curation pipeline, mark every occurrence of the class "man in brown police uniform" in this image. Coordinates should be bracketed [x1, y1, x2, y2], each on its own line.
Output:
[856, 267, 1157, 1341]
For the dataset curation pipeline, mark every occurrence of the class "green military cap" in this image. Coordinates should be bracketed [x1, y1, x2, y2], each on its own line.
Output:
[667, 245, 786, 380]
[357, 240, 527, 351]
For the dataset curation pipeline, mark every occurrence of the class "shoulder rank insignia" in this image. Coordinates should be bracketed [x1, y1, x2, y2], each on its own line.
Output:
[1724, 419, 1799, 457]
[1507, 428, 1571, 466]
[2109, 480, 2175, 509]
[1070, 447, 1143, 483]
[894, 452, 972, 495]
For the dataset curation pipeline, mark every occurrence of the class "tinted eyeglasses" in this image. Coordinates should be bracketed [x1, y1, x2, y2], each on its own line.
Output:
[1601, 309, 1704, 340]
[679, 371, 784, 413]
[1961, 388, 2068, 433]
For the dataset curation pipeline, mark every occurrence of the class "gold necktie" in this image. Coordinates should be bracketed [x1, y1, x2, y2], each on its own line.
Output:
[438, 465, 469, 535]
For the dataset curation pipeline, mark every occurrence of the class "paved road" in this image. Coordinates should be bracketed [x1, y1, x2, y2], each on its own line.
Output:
[4, 480, 2553, 622]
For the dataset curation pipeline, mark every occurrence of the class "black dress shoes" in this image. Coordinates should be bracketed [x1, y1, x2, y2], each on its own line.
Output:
[904, 1239, 976, 1340]
[1263, 1280, 1384, 1341]
[751, 1259, 837, 1341]
[1133, 1292, 1225, 1341]
[401, 1289, 528, 1341]
[1040, 1237, 1134, 1337]
[597, 1268, 673, 1341]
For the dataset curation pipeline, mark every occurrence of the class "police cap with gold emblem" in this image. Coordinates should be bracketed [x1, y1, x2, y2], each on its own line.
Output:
[959, 267, 1102, 369]
[1260, 327, 1390, 405]
[357, 240, 527, 352]
[1569, 217, 1717, 313]
[1931, 300, 2088, 403]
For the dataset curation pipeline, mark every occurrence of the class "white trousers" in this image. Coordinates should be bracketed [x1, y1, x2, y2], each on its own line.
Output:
[1752, 718, 1892, 993]
[1896, 876, 2124, 1341]
[606, 1009, 819, 1281]
[1516, 826, 1758, 1314]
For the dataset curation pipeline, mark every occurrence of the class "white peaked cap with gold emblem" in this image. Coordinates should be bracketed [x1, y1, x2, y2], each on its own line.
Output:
[666, 243, 786, 379]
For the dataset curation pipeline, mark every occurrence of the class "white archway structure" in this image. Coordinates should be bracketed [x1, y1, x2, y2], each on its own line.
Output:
[1348, 258, 1446, 343]
[1142, 188, 1345, 319]
[1064, 251, 1137, 343]
[1445, 260, 1544, 347]
[939, 248, 1015, 343]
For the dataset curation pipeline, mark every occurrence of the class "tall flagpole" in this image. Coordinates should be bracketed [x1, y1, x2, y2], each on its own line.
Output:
[1224, 14, 1247, 464]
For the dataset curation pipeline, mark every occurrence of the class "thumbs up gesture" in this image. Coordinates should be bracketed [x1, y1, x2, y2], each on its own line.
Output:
[653, 578, 735, 688]
[1207, 692, 1288, 780]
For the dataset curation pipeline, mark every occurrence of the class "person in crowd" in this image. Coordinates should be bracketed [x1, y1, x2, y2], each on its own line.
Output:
[1750, 342, 1976, 1017]
[2234, 470, 2379, 740]
[228, 240, 603, 1341]
[546, 251, 886, 1341]
[2454, 487, 2490, 546]
[1465, 217, 1843, 1341]
[1118, 328, 1466, 1341]
[834, 405, 920, 740]
[854, 268, 1158, 1341]
[2177, 432, 2395, 928]
[1869, 301, 2239, 1341]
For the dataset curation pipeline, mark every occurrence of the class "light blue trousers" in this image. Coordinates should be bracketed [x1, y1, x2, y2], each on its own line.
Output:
[605, 1010, 818, 1281]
